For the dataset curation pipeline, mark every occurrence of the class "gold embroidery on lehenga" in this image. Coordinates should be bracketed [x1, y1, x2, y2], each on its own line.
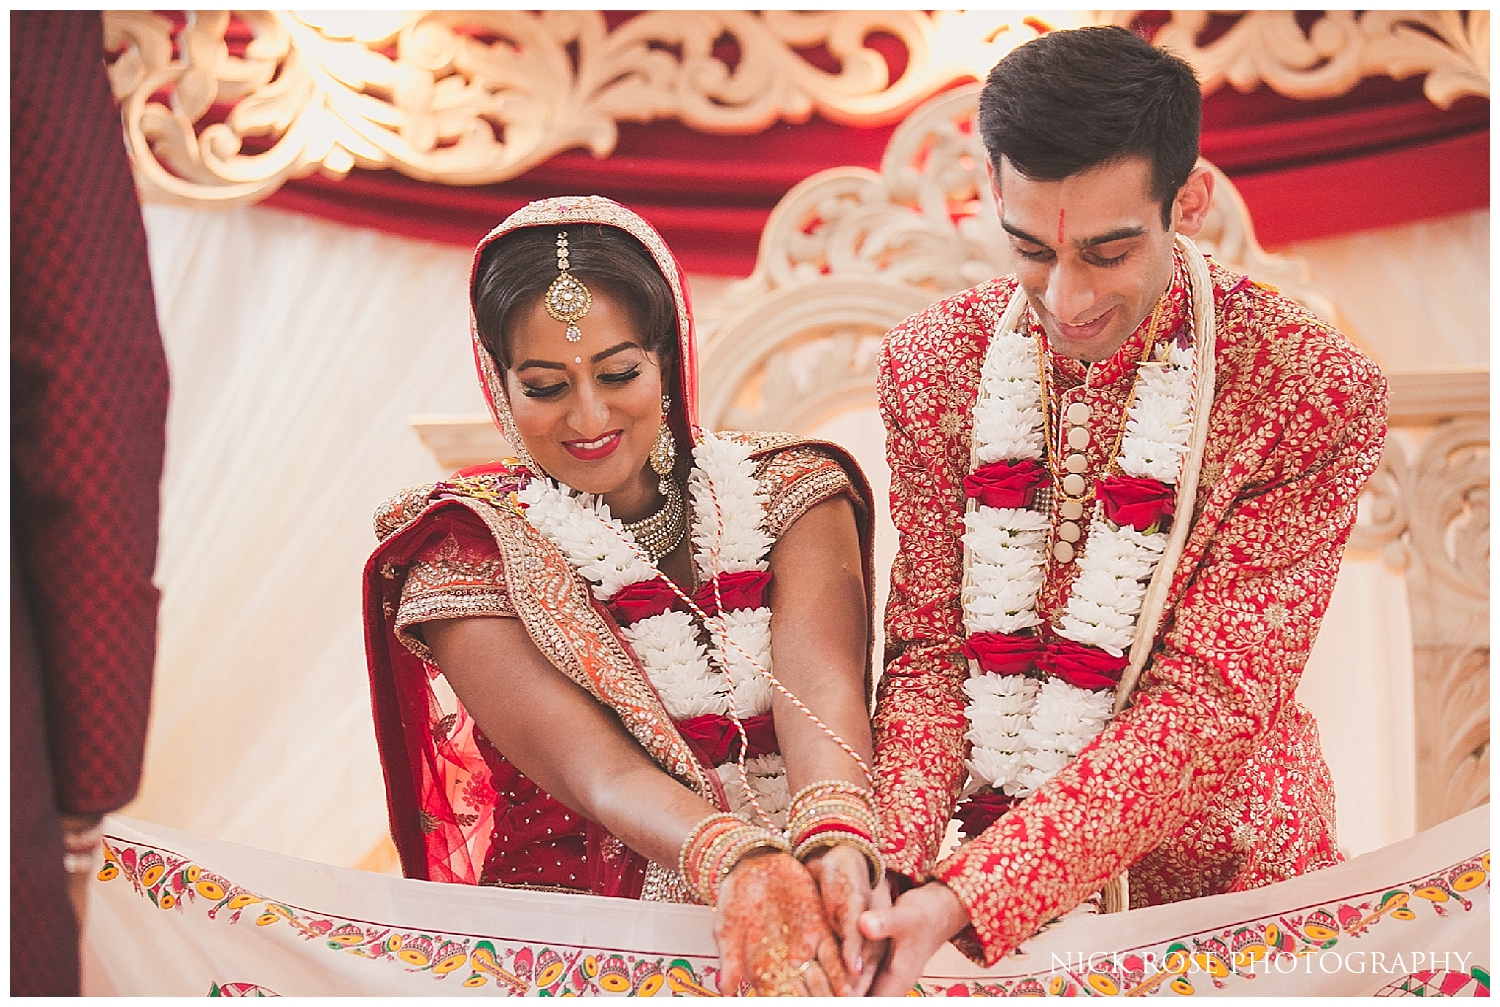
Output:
[375, 435, 873, 902]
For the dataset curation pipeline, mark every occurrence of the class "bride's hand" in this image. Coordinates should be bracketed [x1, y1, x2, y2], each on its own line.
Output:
[803, 844, 884, 994]
[714, 850, 854, 996]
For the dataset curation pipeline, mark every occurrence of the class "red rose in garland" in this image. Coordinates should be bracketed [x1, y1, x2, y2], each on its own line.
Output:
[1038, 639, 1129, 692]
[692, 569, 771, 617]
[963, 458, 1051, 509]
[962, 632, 1045, 676]
[1096, 474, 1175, 532]
[608, 579, 684, 626]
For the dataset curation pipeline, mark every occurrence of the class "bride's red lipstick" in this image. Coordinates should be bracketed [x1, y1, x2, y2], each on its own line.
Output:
[563, 431, 623, 461]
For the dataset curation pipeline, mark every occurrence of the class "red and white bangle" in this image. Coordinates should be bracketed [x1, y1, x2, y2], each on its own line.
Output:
[786, 780, 884, 885]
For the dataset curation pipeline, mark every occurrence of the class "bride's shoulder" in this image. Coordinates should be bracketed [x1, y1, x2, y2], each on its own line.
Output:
[704, 430, 868, 535]
[372, 462, 532, 542]
[703, 430, 854, 475]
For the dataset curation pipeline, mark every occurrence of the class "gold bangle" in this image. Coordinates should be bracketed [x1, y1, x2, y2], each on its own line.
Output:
[678, 812, 743, 904]
[788, 779, 875, 810]
[788, 801, 878, 836]
[788, 782, 876, 829]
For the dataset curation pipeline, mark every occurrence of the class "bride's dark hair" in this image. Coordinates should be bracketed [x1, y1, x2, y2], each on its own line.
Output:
[472, 224, 680, 388]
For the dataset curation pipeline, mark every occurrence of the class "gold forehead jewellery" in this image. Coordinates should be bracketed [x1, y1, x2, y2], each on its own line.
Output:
[545, 231, 591, 342]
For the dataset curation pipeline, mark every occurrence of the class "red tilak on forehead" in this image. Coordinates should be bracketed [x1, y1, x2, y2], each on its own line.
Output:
[1057, 208, 1065, 245]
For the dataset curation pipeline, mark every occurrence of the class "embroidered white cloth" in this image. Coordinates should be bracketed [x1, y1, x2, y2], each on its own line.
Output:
[85, 807, 1488, 996]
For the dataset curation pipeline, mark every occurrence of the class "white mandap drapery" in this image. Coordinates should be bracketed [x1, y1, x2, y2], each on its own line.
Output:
[126, 201, 1481, 873]
[84, 806, 1490, 996]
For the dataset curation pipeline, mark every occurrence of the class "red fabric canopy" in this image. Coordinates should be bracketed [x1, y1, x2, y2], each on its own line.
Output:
[245, 15, 1491, 274]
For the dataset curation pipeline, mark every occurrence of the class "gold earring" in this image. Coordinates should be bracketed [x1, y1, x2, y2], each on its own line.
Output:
[649, 395, 676, 495]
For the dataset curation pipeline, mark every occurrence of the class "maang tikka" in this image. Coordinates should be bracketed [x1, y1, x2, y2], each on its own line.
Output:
[649, 394, 676, 495]
[544, 231, 591, 342]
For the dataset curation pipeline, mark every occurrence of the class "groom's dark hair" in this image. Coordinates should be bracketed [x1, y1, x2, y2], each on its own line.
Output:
[978, 26, 1202, 229]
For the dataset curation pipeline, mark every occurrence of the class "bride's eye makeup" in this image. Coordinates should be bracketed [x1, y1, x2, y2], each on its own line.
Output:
[520, 381, 567, 399]
[599, 364, 642, 384]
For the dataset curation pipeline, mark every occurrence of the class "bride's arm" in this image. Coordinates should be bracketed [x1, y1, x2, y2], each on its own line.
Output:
[426, 615, 705, 868]
[424, 615, 855, 996]
[765, 494, 886, 987]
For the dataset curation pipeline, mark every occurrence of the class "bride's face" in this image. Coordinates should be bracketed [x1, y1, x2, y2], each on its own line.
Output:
[503, 286, 667, 513]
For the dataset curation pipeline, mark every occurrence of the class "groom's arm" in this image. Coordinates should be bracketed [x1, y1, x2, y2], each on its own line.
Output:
[871, 291, 999, 885]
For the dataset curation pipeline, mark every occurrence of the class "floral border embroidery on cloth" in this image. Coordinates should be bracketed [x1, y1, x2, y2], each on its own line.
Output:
[100, 839, 724, 995]
[910, 852, 1489, 997]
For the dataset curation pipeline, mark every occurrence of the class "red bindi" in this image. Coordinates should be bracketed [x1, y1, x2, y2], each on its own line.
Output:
[1057, 209, 1065, 245]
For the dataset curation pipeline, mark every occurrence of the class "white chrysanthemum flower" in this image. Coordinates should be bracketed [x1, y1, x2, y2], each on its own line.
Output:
[1119, 352, 1194, 482]
[987, 328, 1042, 379]
[968, 750, 1029, 791]
[1011, 680, 1113, 794]
[622, 610, 725, 719]
[1068, 568, 1150, 610]
[964, 673, 1040, 715]
[961, 675, 1038, 788]
[519, 479, 655, 597]
[973, 391, 1045, 462]
[1023, 683, 1111, 747]
[972, 328, 1045, 461]
[1012, 755, 1071, 796]
[718, 754, 789, 830]
[965, 507, 1052, 537]
[690, 434, 772, 579]
[1056, 521, 1169, 653]
[707, 607, 774, 717]
[963, 593, 1044, 635]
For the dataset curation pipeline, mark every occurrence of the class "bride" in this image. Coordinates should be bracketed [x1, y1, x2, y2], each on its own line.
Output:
[363, 196, 886, 995]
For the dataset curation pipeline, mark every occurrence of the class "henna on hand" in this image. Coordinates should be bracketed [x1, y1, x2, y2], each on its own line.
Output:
[803, 843, 878, 985]
[715, 851, 854, 996]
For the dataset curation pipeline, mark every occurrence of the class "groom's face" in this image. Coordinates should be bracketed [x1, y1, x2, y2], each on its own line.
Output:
[994, 154, 1181, 363]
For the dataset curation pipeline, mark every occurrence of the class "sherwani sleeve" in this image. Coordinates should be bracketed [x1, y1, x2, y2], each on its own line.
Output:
[931, 325, 1388, 965]
[871, 308, 978, 883]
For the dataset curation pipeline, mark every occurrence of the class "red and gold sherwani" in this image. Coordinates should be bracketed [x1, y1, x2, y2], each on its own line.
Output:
[873, 253, 1387, 964]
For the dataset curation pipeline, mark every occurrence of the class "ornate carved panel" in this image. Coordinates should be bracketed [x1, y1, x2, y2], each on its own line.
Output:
[1142, 10, 1489, 108]
[1354, 409, 1489, 829]
[102, 10, 1077, 206]
[105, 11, 1489, 206]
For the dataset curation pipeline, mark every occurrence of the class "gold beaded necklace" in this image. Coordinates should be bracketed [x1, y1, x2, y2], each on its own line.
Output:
[1035, 296, 1167, 564]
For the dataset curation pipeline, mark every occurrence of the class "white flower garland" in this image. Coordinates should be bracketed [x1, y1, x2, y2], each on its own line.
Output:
[963, 312, 1196, 800]
[517, 432, 785, 812]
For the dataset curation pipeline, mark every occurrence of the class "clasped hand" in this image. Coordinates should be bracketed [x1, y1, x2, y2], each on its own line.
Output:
[715, 845, 888, 996]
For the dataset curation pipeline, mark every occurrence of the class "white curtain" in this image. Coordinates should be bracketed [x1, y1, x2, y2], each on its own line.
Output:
[128, 202, 1475, 869]
[128, 203, 485, 868]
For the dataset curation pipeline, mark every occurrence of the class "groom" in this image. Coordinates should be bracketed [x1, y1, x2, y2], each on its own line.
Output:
[859, 26, 1386, 991]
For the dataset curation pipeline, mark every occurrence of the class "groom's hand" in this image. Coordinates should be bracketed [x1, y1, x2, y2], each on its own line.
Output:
[858, 881, 970, 996]
[803, 844, 886, 993]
